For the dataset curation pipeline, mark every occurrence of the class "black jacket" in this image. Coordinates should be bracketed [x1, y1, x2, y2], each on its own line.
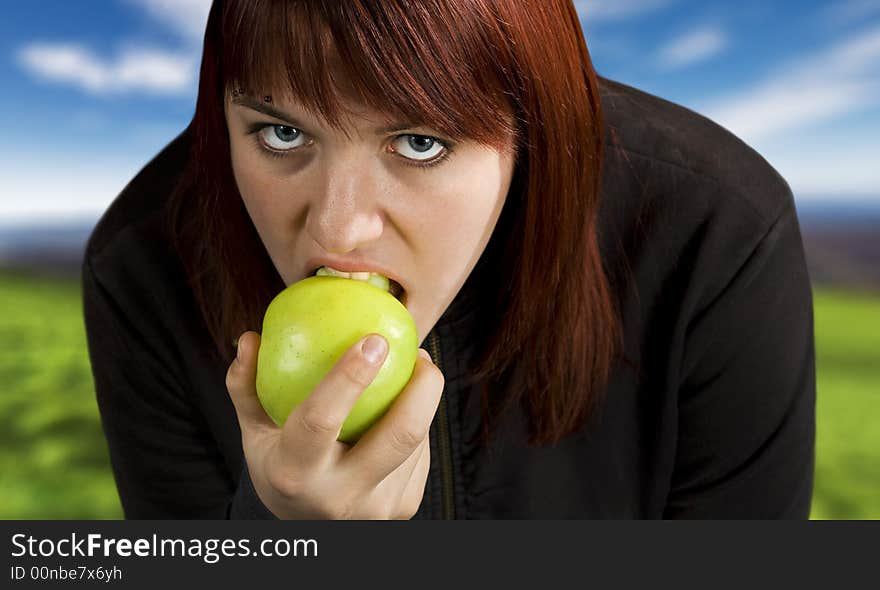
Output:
[82, 77, 816, 519]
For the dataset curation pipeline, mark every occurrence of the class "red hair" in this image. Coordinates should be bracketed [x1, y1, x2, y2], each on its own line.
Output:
[167, 0, 621, 446]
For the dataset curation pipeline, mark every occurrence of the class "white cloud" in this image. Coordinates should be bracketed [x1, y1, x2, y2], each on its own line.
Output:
[705, 79, 876, 143]
[16, 0, 208, 96]
[656, 27, 727, 69]
[17, 42, 195, 96]
[701, 26, 880, 143]
[575, 0, 676, 23]
[128, 0, 212, 42]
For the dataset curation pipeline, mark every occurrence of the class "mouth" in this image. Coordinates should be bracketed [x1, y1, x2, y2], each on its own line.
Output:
[311, 265, 406, 304]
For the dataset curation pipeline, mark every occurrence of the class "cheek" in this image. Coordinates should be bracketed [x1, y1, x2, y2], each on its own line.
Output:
[417, 153, 512, 271]
[230, 147, 295, 233]
[231, 144, 270, 207]
[228, 147, 310, 283]
[435, 154, 510, 233]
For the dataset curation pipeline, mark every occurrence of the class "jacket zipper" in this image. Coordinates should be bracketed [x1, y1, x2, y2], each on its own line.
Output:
[428, 331, 456, 520]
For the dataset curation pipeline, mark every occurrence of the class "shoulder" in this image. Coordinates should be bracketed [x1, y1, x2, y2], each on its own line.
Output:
[82, 126, 198, 352]
[594, 78, 804, 319]
[596, 76, 793, 227]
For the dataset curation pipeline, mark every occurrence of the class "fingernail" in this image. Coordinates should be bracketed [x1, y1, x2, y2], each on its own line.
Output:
[418, 348, 431, 362]
[362, 335, 387, 365]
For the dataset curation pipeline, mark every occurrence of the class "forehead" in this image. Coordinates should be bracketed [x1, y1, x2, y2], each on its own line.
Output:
[233, 92, 409, 138]
[221, 1, 520, 151]
[246, 54, 411, 128]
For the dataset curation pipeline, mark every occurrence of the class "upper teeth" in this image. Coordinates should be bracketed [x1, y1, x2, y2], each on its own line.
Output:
[317, 265, 385, 281]
[315, 265, 402, 299]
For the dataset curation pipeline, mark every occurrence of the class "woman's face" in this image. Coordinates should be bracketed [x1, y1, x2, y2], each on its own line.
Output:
[225, 90, 516, 344]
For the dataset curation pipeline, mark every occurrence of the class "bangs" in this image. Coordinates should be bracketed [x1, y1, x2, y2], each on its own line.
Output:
[220, 0, 519, 150]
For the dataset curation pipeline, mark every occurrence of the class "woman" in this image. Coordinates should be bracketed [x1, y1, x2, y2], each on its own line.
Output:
[83, 0, 816, 519]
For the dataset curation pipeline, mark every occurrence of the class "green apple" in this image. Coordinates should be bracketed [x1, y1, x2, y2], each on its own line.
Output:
[256, 275, 418, 443]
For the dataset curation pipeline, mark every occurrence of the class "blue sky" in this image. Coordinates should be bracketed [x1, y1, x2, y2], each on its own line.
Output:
[1, 0, 878, 223]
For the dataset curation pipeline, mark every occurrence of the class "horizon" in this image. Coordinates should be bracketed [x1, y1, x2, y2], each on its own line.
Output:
[1, 193, 880, 232]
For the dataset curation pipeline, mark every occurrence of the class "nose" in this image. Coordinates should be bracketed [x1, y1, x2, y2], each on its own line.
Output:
[305, 159, 385, 255]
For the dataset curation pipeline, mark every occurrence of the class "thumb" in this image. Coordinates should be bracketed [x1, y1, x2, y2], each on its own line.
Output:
[225, 331, 276, 435]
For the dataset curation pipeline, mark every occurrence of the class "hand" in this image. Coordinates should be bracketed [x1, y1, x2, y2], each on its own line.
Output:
[226, 331, 444, 519]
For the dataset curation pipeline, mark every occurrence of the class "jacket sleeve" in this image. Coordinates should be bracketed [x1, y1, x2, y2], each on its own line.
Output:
[82, 257, 277, 519]
[663, 202, 816, 519]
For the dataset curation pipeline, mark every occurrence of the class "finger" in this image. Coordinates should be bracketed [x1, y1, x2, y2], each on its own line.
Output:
[279, 333, 388, 468]
[351, 436, 428, 520]
[384, 435, 430, 516]
[373, 433, 428, 497]
[226, 331, 276, 436]
[341, 351, 443, 485]
[389, 437, 431, 519]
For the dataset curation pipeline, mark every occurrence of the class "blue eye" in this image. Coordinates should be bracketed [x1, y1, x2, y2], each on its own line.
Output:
[392, 135, 446, 161]
[260, 125, 306, 150]
[409, 136, 434, 152]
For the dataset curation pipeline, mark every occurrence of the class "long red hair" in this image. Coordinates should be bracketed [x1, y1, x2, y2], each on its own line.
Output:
[167, 0, 622, 446]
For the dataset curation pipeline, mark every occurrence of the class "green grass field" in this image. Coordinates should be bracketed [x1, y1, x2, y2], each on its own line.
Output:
[809, 289, 880, 519]
[0, 270, 122, 519]
[0, 270, 877, 519]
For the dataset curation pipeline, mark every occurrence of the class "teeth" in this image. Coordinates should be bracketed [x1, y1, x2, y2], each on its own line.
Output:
[315, 265, 350, 278]
[315, 265, 381, 281]
[315, 265, 403, 301]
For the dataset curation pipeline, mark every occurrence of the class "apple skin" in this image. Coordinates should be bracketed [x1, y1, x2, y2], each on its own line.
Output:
[256, 275, 418, 443]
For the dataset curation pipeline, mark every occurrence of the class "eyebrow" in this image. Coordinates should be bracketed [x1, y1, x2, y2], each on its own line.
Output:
[231, 95, 420, 136]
